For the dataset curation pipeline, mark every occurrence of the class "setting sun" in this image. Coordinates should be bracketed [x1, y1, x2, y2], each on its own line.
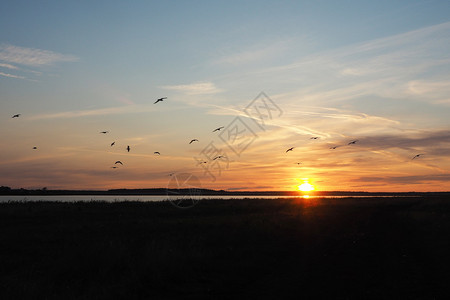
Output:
[298, 182, 315, 192]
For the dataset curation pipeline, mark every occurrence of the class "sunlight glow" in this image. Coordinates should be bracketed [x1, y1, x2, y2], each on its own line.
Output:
[298, 182, 315, 192]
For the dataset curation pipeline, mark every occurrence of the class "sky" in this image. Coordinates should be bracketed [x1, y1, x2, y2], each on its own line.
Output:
[1, 0, 450, 192]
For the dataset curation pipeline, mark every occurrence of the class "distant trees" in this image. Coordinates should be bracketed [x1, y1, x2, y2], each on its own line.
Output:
[0, 186, 11, 192]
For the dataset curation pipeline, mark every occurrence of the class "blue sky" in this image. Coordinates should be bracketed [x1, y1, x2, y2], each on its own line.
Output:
[1, 0, 450, 191]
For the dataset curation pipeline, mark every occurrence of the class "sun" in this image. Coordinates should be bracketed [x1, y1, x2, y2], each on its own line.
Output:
[298, 182, 315, 192]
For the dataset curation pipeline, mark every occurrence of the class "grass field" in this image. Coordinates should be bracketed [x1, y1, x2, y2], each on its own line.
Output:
[0, 196, 449, 299]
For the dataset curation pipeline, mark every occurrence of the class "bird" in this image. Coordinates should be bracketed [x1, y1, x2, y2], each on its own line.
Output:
[32, 147, 37, 150]
[286, 147, 294, 153]
[111, 166, 118, 169]
[412, 154, 424, 160]
[12, 114, 21, 118]
[213, 126, 224, 132]
[197, 161, 207, 165]
[213, 155, 224, 160]
[154, 152, 160, 155]
[310, 137, 319, 140]
[126, 145, 130, 152]
[189, 139, 199, 144]
[296, 162, 302, 165]
[111, 142, 115, 147]
[348, 140, 358, 145]
[330, 146, 340, 149]
[100, 131, 109, 134]
[154, 97, 166, 104]
[115, 161, 123, 165]
[169, 173, 174, 176]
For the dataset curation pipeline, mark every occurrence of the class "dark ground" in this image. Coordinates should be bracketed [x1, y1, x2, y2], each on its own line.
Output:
[0, 196, 449, 299]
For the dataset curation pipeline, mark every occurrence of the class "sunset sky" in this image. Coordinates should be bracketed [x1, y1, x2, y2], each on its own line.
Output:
[1, 0, 450, 192]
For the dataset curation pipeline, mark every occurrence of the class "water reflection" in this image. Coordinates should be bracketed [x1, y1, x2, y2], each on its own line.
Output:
[0, 194, 414, 203]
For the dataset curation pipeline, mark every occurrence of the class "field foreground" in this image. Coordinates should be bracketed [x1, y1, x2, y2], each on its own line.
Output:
[1, 196, 450, 299]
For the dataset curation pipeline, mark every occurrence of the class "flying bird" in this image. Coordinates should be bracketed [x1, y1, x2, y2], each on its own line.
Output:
[348, 140, 358, 145]
[213, 155, 225, 160]
[111, 166, 118, 169]
[154, 152, 160, 155]
[286, 147, 294, 153]
[412, 154, 424, 160]
[189, 139, 199, 144]
[154, 97, 167, 104]
[32, 147, 37, 150]
[127, 145, 130, 152]
[115, 161, 123, 165]
[100, 131, 109, 134]
[169, 173, 174, 176]
[213, 126, 224, 132]
[330, 146, 340, 150]
[296, 162, 302, 165]
[310, 137, 319, 140]
[197, 161, 207, 165]
[12, 114, 21, 118]
[111, 142, 115, 147]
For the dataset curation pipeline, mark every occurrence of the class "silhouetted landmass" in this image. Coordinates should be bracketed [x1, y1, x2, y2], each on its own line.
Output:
[1, 185, 449, 197]
[0, 196, 449, 298]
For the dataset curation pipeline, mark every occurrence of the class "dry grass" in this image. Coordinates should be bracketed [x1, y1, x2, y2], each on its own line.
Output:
[0, 196, 449, 299]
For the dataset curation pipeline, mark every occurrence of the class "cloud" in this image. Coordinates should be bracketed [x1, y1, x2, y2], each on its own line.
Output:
[349, 130, 450, 151]
[0, 63, 19, 70]
[0, 44, 78, 66]
[355, 174, 450, 185]
[161, 82, 223, 95]
[1, 71, 27, 79]
[0, 71, 25, 79]
[29, 104, 158, 120]
[212, 40, 291, 65]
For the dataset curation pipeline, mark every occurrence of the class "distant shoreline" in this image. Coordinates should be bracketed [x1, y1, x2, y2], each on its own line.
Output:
[1, 187, 449, 197]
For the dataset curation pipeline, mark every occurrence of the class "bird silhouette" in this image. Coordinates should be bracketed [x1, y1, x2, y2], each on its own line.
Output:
[111, 166, 118, 169]
[330, 146, 340, 149]
[310, 137, 319, 140]
[115, 161, 123, 165]
[189, 139, 199, 144]
[127, 145, 130, 152]
[296, 162, 302, 165]
[32, 147, 37, 150]
[348, 140, 358, 145]
[100, 131, 109, 134]
[412, 154, 424, 160]
[286, 147, 294, 153]
[111, 142, 115, 147]
[154, 97, 167, 104]
[154, 152, 160, 155]
[197, 161, 207, 165]
[213, 126, 224, 132]
[12, 114, 21, 118]
[213, 155, 224, 160]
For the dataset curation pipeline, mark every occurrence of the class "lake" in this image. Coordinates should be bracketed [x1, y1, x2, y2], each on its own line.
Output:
[0, 194, 412, 203]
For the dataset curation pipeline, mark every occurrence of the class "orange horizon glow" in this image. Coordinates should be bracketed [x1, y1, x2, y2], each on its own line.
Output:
[298, 180, 315, 192]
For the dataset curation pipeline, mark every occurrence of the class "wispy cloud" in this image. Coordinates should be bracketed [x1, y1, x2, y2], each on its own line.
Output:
[0, 44, 79, 66]
[29, 105, 158, 120]
[161, 81, 223, 95]
[0, 63, 19, 70]
[354, 174, 450, 185]
[0, 71, 25, 79]
[212, 40, 291, 65]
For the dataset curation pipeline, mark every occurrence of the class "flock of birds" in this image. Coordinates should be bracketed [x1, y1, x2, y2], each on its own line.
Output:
[285, 136, 424, 163]
[11, 97, 230, 174]
[11, 99, 425, 175]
